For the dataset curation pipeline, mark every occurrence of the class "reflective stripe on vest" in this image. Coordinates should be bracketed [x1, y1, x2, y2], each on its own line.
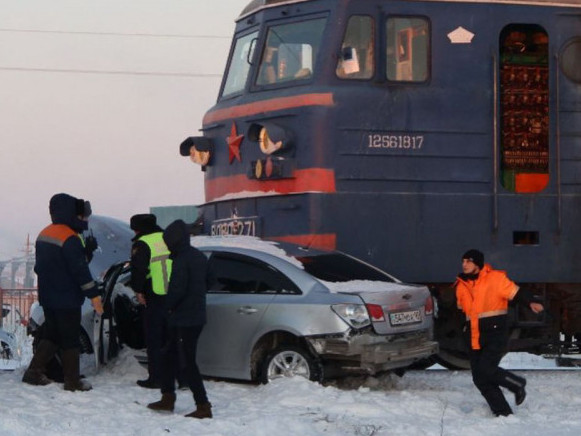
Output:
[139, 232, 172, 295]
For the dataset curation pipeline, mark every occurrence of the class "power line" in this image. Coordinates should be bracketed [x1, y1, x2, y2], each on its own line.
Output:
[0, 66, 223, 78]
[0, 28, 231, 39]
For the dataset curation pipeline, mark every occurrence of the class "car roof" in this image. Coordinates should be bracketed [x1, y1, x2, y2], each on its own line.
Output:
[191, 235, 322, 269]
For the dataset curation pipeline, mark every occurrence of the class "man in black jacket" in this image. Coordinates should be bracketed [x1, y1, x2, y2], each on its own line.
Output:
[23, 193, 103, 391]
[147, 219, 212, 419]
[129, 213, 170, 389]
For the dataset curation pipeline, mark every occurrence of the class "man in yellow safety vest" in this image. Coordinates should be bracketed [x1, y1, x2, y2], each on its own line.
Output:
[129, 214, 172, 389]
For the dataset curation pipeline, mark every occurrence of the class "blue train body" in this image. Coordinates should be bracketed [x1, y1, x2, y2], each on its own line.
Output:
[181, 0, 581, 365]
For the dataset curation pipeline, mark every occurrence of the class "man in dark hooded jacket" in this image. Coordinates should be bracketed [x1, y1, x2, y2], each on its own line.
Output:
[22, 193, 103, 391]
[147, 219, 212, 419]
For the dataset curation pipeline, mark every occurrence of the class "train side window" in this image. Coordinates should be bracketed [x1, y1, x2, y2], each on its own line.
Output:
[256, 17, 327, 86]
[499, 25, 549, 193]
[386, 17, 429, 82]
[336, 16, 374, 80]
[222, 31, 259, 98]
[560, 38, 581, 84]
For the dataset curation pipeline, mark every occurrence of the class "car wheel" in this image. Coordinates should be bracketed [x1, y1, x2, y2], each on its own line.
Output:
[406, 356, 437, 370]
[259, 345, 322, 384]
[1, 340, 13, 360]
[435, 349, 471, 370]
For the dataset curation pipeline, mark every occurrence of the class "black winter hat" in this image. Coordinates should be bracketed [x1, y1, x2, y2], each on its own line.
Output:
[130, 214, 157, 233]
[49, 193, 89, 232]
[462, 249, 484, 269]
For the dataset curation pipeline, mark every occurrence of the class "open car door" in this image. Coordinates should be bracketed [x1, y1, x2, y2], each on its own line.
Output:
[94, 262, 131, 369]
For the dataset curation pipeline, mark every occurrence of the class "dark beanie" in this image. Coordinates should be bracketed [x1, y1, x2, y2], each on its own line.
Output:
[462, 249, 484, 269]
[130, 214, 157, 233]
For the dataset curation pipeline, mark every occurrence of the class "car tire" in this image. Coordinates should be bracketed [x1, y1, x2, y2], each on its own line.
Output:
[434, 349, 471, 370]
[259, 345, 322, 384]
[1, 340, 13, 360]
[406, 356, 437, 370]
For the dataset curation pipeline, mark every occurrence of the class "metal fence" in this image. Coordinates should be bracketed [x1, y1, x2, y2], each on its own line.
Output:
[0, 288, 37, 331]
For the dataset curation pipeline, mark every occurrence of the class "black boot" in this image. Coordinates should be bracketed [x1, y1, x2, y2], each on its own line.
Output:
[22, 340, 58, 386]
[62, 348, 92, 392]
[515, 385, 527, 405]
[504, 373, 527, 406]
[147, 393, 176, 412]
[185, 402, 212, 419]
[136, 378, 160, 389]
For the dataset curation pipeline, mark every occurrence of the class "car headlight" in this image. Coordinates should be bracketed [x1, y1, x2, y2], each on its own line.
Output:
[331, 304, 371, 329]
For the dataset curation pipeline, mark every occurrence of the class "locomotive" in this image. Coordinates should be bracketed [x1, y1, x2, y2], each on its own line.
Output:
[180, 0, 581, 368]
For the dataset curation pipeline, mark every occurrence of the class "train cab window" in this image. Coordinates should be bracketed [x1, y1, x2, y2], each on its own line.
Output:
[256, 18, 327, 86]
[336, 16, 374, 80]
[560, 38, 581, 84]
[386, 17, 429, 82]
[499, 25, 549, 193]
[222, 31, 259, 97]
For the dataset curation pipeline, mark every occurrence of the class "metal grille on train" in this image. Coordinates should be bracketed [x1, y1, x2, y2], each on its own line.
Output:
[500, 25, 549, 193]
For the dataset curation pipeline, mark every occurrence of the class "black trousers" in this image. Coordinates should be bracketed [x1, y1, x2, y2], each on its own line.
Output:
[143, 294, 167, 382]
[42, 307, 81, 350]
[469, 329, 526, 416]
[160, 325, 208, 405]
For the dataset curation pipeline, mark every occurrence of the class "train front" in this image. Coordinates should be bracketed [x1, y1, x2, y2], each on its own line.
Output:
[181, 0, 343, 249]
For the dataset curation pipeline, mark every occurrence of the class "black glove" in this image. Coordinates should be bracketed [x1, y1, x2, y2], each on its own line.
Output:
[84, 232, 99, 262]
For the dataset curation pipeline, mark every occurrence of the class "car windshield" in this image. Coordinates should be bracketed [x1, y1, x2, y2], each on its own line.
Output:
[295, 253, 395, 283]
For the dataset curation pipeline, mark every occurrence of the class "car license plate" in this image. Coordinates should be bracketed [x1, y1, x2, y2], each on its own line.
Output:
[389, 310, 421, 326]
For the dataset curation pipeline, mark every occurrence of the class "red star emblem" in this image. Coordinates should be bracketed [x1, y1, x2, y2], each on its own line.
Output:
[226, 122, 244, 163]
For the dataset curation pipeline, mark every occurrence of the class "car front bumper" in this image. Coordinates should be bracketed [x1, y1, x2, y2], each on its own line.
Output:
[307, 329, 439, 374]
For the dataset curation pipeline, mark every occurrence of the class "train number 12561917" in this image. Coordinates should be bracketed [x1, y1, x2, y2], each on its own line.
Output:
[367, 134, 424, 150]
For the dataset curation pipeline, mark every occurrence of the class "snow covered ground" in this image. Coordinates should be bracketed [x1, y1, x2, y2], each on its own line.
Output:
[1, 330, 581, 436]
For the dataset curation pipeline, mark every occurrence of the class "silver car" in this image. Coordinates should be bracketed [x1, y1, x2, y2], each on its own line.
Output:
[30, 236, 438, 382]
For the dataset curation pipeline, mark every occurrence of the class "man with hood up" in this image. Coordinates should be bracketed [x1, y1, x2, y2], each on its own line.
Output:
[147, 219, 212, 419]
[22, 193, 103, 391]
[129, 213, 171, 389]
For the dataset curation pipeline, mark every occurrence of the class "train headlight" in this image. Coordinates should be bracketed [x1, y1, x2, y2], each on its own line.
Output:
[259, 127, 282, 154]
[248, 122, 292, 155]
[179, 137, 213, 168]
[190, 147, 210, 166]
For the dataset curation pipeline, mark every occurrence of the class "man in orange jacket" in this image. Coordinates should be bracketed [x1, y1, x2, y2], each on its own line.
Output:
[455, 249, 544, 417]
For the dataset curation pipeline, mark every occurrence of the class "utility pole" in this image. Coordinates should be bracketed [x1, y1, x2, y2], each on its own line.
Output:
[23, 234, 35, 288]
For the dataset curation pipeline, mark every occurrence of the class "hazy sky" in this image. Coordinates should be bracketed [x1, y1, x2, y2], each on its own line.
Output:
[0, 0, 250, 259]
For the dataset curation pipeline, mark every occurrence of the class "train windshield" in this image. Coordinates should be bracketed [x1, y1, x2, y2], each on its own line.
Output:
[222, 30, 259, 97]
[221, 16, 327, 98]
[256, 17, 326, 86]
